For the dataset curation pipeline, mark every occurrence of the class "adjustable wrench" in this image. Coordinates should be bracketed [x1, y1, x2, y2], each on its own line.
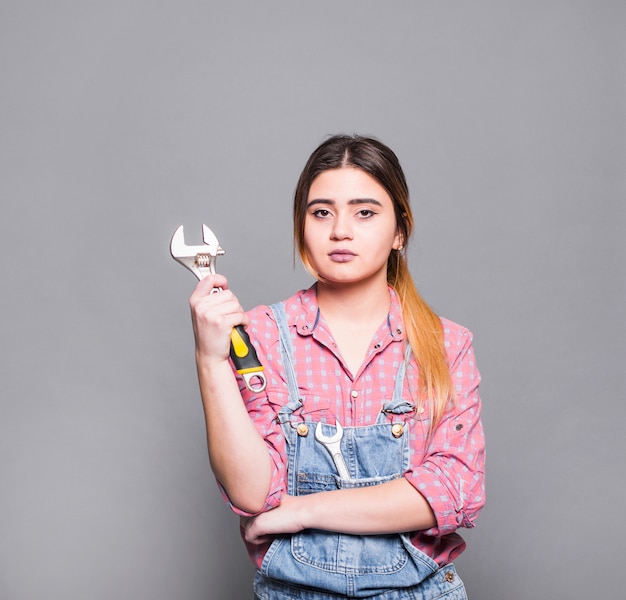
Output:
[170, 224, 267, 393]
[315, 421, 350, 479]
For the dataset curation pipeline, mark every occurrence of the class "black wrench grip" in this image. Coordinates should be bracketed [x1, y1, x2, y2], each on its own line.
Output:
[229, 325, 266, 391]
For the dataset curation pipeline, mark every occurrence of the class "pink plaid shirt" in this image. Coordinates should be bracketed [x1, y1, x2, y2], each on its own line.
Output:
[227, 285, 485, 568]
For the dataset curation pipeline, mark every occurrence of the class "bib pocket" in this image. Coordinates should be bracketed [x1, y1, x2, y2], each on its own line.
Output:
[291, 470, 408, 574]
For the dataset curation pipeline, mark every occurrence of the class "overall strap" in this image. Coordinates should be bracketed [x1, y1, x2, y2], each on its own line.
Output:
[269, 302, 302, 420]
[379, 344, 416, 419]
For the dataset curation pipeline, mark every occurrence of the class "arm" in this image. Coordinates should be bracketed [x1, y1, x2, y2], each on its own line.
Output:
[190, 274, 272, 514]
[406, 325, 486, 536]
[242, 477, 435, 545]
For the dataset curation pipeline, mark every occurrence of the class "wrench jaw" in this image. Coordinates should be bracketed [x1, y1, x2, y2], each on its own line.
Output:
[315, 421, 351, 480]
[169, 224, 224, 281]
[315, 420, 344, 443]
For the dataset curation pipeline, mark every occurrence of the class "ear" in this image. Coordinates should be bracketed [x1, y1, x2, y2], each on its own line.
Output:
[393, 211, 409, 251]
[393, 231, 404, 251]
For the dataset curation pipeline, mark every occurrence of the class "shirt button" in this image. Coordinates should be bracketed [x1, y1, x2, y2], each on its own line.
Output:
[391, 423, 404, 438]
[374, 343, 381, 349]
[296, 423, 309, 437]
[444, 571, 455, 583]
[351, 390, 358, 399]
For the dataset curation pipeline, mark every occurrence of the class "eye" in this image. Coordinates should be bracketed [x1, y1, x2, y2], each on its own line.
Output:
[357, 209, 376, 218]
[312, 208, 332, 219]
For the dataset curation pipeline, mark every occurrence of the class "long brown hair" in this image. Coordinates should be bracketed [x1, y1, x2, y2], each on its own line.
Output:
[293, 134, 453, 430]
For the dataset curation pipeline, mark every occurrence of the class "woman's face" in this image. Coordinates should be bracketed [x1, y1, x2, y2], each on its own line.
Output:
[303, 167, 402, 287]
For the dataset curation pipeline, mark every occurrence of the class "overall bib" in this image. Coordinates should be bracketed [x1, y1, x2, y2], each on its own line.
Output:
[253, 303, 467, 600]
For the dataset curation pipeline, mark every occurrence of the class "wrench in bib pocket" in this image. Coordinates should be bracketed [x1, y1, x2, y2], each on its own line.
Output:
[315, 421, 350, 479]
[170, 224, 267, 393]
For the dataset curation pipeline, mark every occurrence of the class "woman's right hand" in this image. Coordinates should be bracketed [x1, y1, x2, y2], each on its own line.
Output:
[189, 274, 249, 363]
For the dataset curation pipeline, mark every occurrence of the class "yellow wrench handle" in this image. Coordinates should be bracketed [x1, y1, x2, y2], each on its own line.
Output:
[230, 325, 266, 391]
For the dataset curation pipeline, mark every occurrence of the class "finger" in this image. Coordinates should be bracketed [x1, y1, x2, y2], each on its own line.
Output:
[243, 523, 266, 545]
[246, 534, 274, 546]
[191, 273, 229, 298]
[192, 293, 246, 324]
[191, 285, 240, 315]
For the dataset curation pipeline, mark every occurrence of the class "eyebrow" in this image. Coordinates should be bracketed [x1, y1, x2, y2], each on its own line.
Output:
[306, 198, 383, 208]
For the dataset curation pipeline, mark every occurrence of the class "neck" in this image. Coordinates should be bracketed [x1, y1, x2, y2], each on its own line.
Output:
[316, 277, 391, 324]
[315, 277, 391, 376]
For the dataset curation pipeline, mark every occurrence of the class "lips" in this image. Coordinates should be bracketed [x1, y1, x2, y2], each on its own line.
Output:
[328, 250, 356, 263]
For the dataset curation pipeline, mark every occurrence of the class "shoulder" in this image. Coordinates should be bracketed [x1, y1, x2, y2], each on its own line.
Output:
[246, 287, 316, 337]
[439, 317, 475, 362]
[440, 316, 473, 342]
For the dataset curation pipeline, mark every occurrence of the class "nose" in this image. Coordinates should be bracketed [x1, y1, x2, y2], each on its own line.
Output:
[330, 212, 353, 240]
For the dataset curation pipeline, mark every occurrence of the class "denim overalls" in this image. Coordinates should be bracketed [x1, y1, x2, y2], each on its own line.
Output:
[253, 303, 468, 600]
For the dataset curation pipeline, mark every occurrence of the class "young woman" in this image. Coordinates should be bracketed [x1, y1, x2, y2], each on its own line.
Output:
[189, 135, 485, 599]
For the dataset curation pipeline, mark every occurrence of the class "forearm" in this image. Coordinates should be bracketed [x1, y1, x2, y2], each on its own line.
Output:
[299, 477, 436, 534]
[197, 355, 272, 514]
[243, 476, 436, 544]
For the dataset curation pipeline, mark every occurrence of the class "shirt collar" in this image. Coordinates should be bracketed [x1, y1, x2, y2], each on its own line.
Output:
[287, 284, 405, 342]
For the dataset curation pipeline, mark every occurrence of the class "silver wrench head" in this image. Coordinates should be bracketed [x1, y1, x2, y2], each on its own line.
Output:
[314, 420, 344, 443]
[170, 224, 225, 280]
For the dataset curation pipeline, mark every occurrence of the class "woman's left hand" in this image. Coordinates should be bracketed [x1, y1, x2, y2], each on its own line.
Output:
[241, 478, 438, 544]
[240, 495, 305, 545]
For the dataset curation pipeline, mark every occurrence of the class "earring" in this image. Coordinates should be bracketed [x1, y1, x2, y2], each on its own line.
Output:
[396, 245, 403, 251]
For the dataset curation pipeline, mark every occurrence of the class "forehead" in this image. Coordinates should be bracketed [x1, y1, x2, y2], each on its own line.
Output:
[308, 167, 391, 202]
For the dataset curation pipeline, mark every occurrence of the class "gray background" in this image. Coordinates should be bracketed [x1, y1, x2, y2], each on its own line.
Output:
[1, 1, 624, 599]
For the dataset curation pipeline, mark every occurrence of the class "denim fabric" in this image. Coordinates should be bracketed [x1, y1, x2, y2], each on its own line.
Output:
[254, 565, 467, 599]
[254, 303, 468, 599]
